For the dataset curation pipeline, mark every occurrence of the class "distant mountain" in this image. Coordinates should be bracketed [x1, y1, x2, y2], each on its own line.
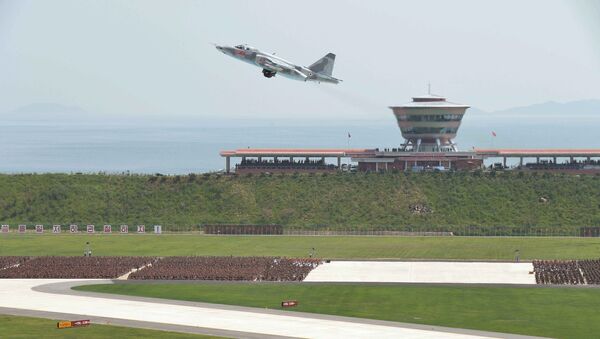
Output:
[12, 103, 87, 114]
[465, 107, 487, 115]
[490, 99, 600, 116]
[2, 103, 88, 121]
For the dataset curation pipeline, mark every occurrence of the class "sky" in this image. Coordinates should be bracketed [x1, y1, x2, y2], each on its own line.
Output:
[1, 0, 599, 121]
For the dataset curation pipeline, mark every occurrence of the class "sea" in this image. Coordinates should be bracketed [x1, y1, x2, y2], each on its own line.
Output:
[1, 112, 599, 174]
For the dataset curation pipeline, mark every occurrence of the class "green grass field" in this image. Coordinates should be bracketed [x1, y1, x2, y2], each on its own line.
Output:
[1, 172, 599, 232]
[1, 234, 600, 259]
[0, 314, 218, 338]
[75, 283, 600, 339]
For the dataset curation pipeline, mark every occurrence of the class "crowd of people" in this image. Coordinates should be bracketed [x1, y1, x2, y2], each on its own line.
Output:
[0, 256, 155, 279]
[0, 256, 30, 270]
[533, 259, 600, 285]
[0, 256, 321, 280]
[129, 256, 321, 281]
[578, 259, 600, 285]
[236, 159, 336, 170]
[525, 159, 600, 171]
[533, 260, 584, 285]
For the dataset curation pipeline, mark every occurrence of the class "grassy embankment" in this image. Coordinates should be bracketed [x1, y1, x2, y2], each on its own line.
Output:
[0, 314, 217, 338]
[76, 283, 600, 339]
[0, 172, 599, 233]
[2, 234, 600, 259]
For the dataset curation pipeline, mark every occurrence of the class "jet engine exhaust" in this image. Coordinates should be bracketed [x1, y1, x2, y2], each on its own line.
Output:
[262, 69, 276, 78]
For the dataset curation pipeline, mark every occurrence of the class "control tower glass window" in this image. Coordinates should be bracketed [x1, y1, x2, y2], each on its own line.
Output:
[401, 127, 459, 134]
[399, 114, 463, 122]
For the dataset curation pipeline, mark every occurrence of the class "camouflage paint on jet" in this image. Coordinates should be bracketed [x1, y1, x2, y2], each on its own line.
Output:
[215, 44, 342, 84]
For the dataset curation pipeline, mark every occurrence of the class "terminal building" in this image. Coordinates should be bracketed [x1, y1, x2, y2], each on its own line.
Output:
[220, 93, 600, 174]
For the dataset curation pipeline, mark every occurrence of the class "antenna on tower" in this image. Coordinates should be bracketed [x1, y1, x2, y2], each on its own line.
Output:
[427, 82, 431, 95]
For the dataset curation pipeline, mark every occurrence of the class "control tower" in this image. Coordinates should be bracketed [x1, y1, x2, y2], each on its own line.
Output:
[389, 92, 469, 152]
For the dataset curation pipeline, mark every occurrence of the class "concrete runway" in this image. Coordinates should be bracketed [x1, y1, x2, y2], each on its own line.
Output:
[0, 279, 545, 339]
[305, 261, 536, 284]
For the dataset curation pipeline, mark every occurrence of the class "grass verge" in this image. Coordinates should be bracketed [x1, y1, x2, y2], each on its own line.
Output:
[75, 283, 600, 339]
[0, 314, 219, 338]
[1, 234, 600, 259]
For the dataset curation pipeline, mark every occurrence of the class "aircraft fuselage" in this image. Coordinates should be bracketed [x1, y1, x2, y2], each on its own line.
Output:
[215, 44, 340, 84]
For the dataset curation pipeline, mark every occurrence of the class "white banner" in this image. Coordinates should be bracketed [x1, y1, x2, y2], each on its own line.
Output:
[52, 225, 61, 234]
[1, 225, 8, 233]
[120, 225, 128, 233]
[70, 224, 78, 233]
[18, 225, 26, 233]
[103, 225, 112, 233]
[154, 225, 162, 234]
[35, 224, 44, 233]
[137, 225, 145, 233]
[87, 225, 95, 233]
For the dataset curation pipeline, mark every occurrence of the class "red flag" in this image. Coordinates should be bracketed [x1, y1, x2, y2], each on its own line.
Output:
[491, 131, 497, 137]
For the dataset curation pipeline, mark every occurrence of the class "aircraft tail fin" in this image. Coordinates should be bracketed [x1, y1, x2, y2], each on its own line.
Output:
[309, 53, 335, 76]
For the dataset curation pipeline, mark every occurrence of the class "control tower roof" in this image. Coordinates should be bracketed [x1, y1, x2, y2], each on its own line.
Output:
[391, 95, 470, 108]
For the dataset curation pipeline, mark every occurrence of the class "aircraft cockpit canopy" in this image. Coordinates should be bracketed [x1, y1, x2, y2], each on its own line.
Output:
[234, 44, 253, 51]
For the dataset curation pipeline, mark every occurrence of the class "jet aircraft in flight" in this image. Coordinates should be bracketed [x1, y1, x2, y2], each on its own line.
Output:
[215, 44, 341, 84]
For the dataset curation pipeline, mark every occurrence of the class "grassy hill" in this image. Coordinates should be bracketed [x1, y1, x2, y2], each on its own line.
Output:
[0, 171, 599, 233]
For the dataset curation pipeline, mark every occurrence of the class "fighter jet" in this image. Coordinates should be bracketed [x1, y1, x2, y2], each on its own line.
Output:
[215, 44, 342, 84]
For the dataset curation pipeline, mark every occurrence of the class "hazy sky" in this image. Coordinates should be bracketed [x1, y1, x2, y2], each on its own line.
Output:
[1, 0, 599, 121]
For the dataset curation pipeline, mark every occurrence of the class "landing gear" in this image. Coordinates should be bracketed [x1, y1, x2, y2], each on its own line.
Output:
[262, 69, 276, 78]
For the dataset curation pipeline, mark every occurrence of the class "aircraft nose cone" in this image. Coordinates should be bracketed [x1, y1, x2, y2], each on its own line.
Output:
[215, 45, 229, 55]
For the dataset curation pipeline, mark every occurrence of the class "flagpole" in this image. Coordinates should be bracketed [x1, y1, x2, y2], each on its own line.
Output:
[347, 132, 351, 170]
[491, 131, 496, 167]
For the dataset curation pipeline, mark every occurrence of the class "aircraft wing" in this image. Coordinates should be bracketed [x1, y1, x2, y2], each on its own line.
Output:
[322, 74, 343, 82]
[255, 55, 292, 72]
[314, 73, 342, 84]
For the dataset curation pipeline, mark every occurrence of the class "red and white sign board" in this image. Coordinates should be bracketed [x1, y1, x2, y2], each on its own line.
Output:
[1, 225, 8, 233]
[35, 224, 44, 234]
[57, 319, 90, 329]
[120, 225, 128, 233]
[137, 225, 145, 233]
[70, 224, 78, 233]
[103, 225, 112, 233]
[52, 225, 61, 234]
[87, 225, 95, 233]
[18, 225, 26, 233]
